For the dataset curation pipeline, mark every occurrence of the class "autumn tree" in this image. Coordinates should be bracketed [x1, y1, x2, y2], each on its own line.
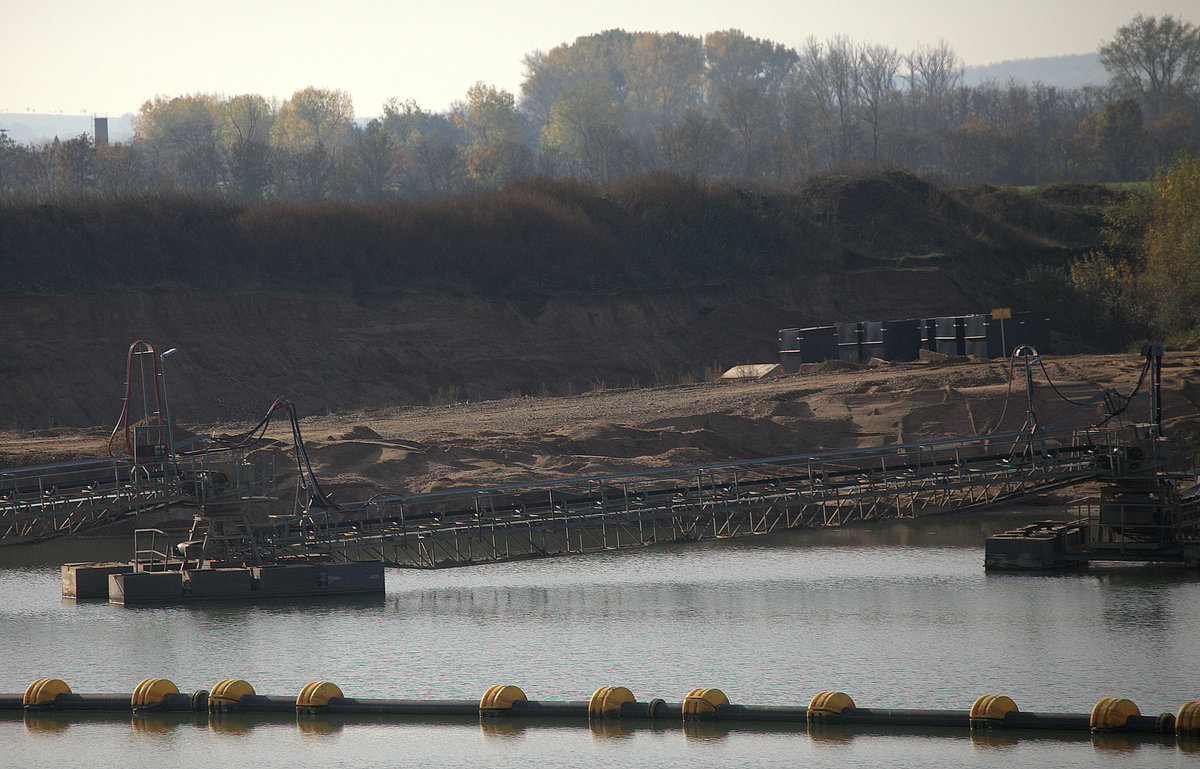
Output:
[133, 93, 222, 188]
[45, 135, 97, 191]
[1137, 152, 1200, 332]
[0, 130, 22, 192]
[272, 87, 354, 151]
[94, 142, 143, 193]
[381, 98, 468, 197]
[404, 135, 467, 197]
[352, 119, 397, 200]
[543, 78, 636, 181]
[1100, 14, 1200, 118]
[381, 98, 461, 146]
[454, 82, 526, 150]
[703, 29, 797, 103]
[519, 30, 636, 128]
[451, 82, 533, 188]
[1096, 98, 1148, 180]
[702, 30, 796, 175]
[272, 87, 353, 200]
[221, 94, 275, 199]
[623, 32, 705, 131]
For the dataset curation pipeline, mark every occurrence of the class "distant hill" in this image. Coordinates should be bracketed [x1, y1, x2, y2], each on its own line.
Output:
[964, 53, 1107, 89]
[0, 113, 135, 144]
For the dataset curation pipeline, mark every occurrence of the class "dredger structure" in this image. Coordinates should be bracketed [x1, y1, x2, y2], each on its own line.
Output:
[1, 341, 1196, 605]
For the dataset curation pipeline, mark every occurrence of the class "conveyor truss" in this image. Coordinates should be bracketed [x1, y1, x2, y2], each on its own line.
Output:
[4, 341, 1198, 571]
[260, 423, 1167, 568]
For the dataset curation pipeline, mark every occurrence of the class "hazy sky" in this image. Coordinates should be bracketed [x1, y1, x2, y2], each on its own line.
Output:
[4, 0, 1198, 117]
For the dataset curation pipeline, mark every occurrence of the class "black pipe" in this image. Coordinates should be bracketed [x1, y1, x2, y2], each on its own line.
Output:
[53, 693, 131, 711]
[507, 700, 590, 718]
[1128, 713, 1175, 735]
[235, 694, 296, 713]
[1001, 711, 1092, 731]
[326, 698, 479, 716]
[155, 692, 195, 712]
[714, 704, 807, 723]
[0, 692, 1184, 739]
[839, 707, 970, 728]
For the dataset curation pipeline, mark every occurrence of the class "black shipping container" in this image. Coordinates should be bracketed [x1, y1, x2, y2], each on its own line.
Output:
[920, 318, 938, 351]
[934, 316, 966, 356]
[882, 319, 924, 362]
[801, 326, 839, 362]
[1004, 312, 1051, 355]
[779, 326, 839, 371]
[859, 321, 884, 361]
[780, 313, 1049, 368]
[836, 322, 864, 364]
[963, 313, 991, 358]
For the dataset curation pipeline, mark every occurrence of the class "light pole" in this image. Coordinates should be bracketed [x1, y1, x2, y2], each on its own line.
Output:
[159, 348, 178, 467]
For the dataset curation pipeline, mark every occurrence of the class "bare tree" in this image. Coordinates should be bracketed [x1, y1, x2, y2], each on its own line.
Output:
[857, 43, 901, 162]
[653, 108, 728, 176]
[799, 36, 861, 165]
[1100, 13, 1200, 118]
[904, 41, 964, 101]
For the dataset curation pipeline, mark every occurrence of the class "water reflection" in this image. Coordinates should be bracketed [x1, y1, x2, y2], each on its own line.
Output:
[805, 722, 856, 745]
[478, 717, 527, 739]
[587, 719, 633, 740]
[5, 510, 1200, 768]
[1178, 735, 1200, 754]
[681, 721, 733, 741]
[295, 713, 344, 735]
[968, 728, 1020, 750]
[23, 711, 71, 734]
[1089, 731, 1173, 753]
[0, 537, 134, 569]
[130, 712, 180, 735]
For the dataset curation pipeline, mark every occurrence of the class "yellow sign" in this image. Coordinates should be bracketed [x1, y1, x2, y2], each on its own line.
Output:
[991, 307, 1012, 320]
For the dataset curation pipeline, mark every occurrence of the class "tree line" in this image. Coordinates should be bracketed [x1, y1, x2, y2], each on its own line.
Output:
[1, 14, 1198, 200]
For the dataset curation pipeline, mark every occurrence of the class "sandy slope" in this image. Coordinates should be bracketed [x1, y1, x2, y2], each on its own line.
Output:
[6, 351, 1191, 515]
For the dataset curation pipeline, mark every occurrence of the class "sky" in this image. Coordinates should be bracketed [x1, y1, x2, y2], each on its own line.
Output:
[3, 0, 1198, 118]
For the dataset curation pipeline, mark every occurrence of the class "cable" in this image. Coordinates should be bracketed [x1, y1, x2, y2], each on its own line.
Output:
[986, 353, 1020, 434]
[186, 396, 342, 512]
[1092, 354, 1152, 429]
[282, 399, 340, 511]
[106, 340, 166, 458]
[198, 397, 289, 451]
[1036, 358, 1091, 406]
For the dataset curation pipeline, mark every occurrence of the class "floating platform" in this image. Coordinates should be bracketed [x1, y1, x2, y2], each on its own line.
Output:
[986, 479, 1200, 570]
[986, 524, 1200, 570]
[62, 561, 384, 605]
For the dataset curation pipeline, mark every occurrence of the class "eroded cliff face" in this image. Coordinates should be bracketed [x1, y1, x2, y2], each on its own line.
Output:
[0, 268, 973, 429]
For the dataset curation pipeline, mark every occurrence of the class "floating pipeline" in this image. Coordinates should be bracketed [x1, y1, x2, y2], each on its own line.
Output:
[7, 681, 1200, 741]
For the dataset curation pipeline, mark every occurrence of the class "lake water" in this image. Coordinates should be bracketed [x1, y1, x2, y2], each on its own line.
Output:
[2, 511, 1198, 768]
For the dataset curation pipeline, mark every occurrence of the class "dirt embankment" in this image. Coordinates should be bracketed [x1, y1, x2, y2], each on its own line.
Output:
[3, 348, 1198, 511]
[0, 268, 976, 430]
